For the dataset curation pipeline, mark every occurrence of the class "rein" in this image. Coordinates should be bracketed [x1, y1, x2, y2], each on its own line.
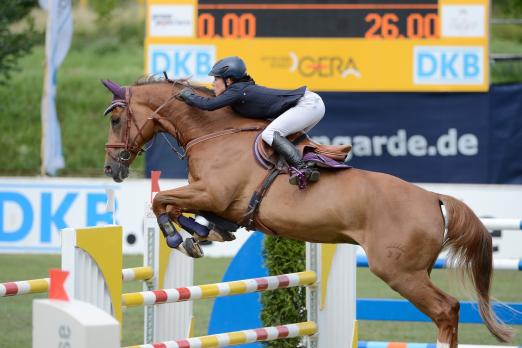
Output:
[105, 86, 265, 165]
[104, 83, 277, 235]
[184, 126, 265, 155]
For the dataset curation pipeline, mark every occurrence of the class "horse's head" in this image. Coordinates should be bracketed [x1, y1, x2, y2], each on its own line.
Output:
[101, 79, 166, 182]
[101, 77, 254, 182]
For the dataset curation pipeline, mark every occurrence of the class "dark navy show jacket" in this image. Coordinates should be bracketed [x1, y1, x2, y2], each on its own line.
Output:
[183, 81, 307, 119]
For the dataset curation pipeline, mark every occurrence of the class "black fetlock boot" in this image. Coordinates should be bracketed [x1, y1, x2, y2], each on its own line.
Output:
[271, 132, 320, 188]
[157, 213, 203, 258]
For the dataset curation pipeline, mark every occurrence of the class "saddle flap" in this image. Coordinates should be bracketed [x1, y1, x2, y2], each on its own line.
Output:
[303, 143, 352, 162]
[254, 132, 352, 168]
[255, 132, 305, 169]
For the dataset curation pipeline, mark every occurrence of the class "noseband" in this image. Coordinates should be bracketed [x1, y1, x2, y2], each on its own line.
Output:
[104, 87, 182, 165]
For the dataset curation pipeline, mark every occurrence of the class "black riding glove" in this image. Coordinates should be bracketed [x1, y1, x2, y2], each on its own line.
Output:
[179, 87, 194, 101]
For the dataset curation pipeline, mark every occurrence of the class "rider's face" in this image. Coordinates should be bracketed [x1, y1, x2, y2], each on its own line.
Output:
[213, 77, 226, 96]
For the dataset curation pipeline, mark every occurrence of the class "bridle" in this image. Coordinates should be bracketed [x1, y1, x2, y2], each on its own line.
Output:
[104, 86, 184, 165]
[104, 83, 265, 166]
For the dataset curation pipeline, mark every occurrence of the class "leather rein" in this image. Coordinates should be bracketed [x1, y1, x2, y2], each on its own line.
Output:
[104, 86, 264, 166]
[105, 84, 276, 234]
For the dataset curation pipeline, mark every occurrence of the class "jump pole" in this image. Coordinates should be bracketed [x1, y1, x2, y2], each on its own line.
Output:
[61, 225, 357, 347]
[1, 266, 154, 298]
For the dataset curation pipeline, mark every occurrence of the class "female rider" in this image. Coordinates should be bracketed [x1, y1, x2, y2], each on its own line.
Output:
[179, 56, 325, 186]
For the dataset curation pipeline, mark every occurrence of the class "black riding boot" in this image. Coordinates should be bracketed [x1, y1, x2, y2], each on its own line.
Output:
[271, 132, 320, 187]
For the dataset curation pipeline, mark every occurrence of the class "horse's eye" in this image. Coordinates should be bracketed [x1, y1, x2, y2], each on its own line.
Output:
[111, 117, 120, 127]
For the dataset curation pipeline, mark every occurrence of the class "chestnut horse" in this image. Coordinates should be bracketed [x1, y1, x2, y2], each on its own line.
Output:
[101, 78, 512, 348]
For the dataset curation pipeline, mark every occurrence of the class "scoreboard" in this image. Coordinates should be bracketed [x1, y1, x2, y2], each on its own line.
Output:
[196, 0, 439, 39]
[145, 0, 489, 92]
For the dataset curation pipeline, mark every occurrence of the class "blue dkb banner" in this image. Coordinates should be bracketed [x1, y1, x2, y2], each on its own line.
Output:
[146, 83, 522, 184]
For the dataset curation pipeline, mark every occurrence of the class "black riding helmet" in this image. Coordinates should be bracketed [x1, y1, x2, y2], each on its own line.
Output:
[208, 56, 247, 81]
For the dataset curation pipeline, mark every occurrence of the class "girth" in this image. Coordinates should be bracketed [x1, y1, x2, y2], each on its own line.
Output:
[239, 159, 285, 235]
[239, 130, 317, 234]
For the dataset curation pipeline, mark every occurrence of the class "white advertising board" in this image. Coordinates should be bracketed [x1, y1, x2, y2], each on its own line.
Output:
[0, 177, 520, 258]
[0, 177, 251, 256]
[419, 183, 522, 258]
[149, 5, 194, 37]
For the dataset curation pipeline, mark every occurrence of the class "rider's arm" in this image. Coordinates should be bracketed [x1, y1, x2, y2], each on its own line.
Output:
[182, 85, 242, 111]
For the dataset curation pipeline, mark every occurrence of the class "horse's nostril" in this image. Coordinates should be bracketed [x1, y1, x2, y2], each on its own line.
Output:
[104, 166, 112, 175]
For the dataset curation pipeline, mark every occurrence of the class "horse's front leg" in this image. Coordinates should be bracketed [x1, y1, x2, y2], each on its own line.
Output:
[152, 183, 214, 258]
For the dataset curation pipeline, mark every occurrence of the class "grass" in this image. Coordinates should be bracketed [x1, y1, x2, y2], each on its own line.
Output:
[1, 4, 522, 176]
[490, 26, 522, 84]
[0, 255, 232, 346]
[357, 268, 522, 344]
[0, 41, 147, 177]
[0, 254, 521, 346]
[1, 5, 521, 343]
[0, 5, 147, 177]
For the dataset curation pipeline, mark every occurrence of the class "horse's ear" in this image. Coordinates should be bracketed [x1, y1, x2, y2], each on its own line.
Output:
[101, 79, 125, 100]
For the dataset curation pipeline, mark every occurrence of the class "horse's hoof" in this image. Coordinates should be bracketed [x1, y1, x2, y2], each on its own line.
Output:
[173, 244, 191, 257]
[216, 229, 236, 242]
[206, 229, 236, 242]
[181, 238, 204, 258]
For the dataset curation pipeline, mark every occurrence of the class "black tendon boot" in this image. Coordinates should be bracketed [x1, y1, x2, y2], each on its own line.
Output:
[271, 132, 320, 188]
[157, 213, 203, 258]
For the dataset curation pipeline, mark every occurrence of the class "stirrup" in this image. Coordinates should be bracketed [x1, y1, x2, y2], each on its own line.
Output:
[289, 166, 320, 188]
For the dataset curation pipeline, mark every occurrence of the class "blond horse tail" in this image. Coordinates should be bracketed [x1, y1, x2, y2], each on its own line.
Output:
[438, 194, 513, 342]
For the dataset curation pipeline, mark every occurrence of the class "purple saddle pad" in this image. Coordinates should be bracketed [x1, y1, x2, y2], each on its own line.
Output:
[303, 152, 351, 169]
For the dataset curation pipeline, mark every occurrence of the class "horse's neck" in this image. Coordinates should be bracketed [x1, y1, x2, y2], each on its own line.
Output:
[165, 104, 266, 183]
[163, 101, 266, 146]
[186, 127, 261, 184]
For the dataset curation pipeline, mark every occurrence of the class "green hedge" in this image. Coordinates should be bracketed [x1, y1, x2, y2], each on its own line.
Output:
[261, 237, 306, 348]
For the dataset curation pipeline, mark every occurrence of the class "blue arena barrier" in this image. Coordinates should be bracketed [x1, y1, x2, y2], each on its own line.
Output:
[357, 298, 522, 325]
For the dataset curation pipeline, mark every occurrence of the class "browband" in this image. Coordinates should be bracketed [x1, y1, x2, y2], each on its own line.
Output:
[103, 99, 127, 116]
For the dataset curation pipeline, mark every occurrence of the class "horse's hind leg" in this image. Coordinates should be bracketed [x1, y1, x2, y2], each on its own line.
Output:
[376, 268, 460, 348]
[195, 212, 238, 242]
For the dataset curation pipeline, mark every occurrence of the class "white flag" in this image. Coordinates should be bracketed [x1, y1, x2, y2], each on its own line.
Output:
[105, 188, 115, 212]
[105, 188, 116, 224]
[38, 0, 48, 10]
[40, 0, 73, 175]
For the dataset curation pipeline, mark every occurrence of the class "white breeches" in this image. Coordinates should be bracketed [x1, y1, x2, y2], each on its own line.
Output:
[261, 90, 325, 146]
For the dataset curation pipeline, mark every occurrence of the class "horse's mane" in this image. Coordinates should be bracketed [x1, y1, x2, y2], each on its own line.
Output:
[133, 74, 215, 96]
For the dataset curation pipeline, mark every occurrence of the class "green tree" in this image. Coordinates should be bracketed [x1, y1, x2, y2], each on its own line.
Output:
[0, 0, 41, 84]
[506, 0, 522, 16]
[494, 0, 522, 16]
[90, 0, 120, 22]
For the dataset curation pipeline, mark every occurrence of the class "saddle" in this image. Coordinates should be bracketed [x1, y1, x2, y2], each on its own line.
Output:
[240, 132, 352, 234]
[254, 132, 352, 170]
